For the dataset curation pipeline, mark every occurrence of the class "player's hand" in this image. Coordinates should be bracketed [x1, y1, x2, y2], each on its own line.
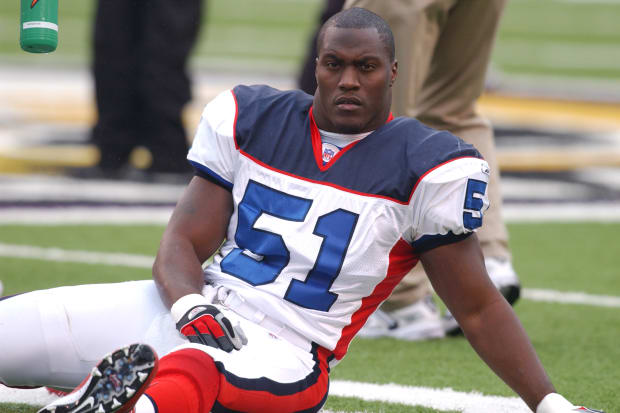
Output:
[172, 294, 246, 352]
[536, 393, 604, 413]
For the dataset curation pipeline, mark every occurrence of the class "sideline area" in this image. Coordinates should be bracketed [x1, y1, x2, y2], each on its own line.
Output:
[1, 65, 620, 212]
[1, 65, 620, 174]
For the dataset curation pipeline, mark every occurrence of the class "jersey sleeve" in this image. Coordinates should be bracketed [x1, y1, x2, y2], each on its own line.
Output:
[187, 89, 238, 190]
[408, 157, 490, 253]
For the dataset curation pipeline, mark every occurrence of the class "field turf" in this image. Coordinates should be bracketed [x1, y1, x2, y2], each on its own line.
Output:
[1, 222, 618, 412]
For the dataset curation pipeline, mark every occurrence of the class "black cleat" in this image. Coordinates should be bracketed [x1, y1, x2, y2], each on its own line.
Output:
[38, 344, 158, 413]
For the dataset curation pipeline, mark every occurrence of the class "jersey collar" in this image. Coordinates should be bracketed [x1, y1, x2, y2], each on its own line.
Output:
[309, 107, 394, 172]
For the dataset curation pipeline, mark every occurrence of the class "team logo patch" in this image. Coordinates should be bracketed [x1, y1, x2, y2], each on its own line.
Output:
[322, 142, 340, 164]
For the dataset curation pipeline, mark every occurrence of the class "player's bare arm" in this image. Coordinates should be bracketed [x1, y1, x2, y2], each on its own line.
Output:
[421, 234, 555, 411]
[153, 176, 233, 308]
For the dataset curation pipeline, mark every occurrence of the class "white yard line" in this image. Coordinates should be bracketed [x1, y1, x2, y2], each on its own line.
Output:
[0, 387, 58, 407]
[0, 175, 184, 204]
[330, 380, 530, 413]
[502, 203, 620, 222]
[523, 288, 620, 308]
[0, 206, 174, 225]
[0, 381, 530, 413]
[0, 243, 154, 268]
[1, 242, 619, 309]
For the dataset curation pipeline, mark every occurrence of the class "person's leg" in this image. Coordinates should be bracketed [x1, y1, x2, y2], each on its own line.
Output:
[141, 348, 219, 413]
[137, 0, 202, 174]
[413, 0, 511, 264]
[91, 0, 142, 171]
[413, 0, 519, 334]
[0, 280, 183, 389]
[356, 267, 444, 340]
[40, 305, 330, 413]
[164, 308, 330, 413]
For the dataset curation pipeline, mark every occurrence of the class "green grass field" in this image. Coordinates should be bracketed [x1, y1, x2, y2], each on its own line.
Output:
[1, 221, 619, 412]
[2, 0, 620, 84]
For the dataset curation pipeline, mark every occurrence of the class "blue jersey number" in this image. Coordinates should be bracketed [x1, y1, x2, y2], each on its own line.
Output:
[463, 179, 487, 230]
[221, 180, 358, 311]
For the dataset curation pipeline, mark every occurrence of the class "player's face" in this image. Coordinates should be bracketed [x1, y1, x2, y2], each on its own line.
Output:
[313, 26, 397, 134]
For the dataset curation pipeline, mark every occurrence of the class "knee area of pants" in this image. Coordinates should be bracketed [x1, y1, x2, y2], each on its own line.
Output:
[149, 349, 219, 413]
[158, 348, 219, 382]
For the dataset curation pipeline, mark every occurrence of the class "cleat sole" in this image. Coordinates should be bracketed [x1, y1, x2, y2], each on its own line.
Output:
[38, 344, 158, 413]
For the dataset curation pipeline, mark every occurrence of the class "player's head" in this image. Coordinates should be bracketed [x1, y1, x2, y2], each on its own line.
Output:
[312, 7, 397, 134]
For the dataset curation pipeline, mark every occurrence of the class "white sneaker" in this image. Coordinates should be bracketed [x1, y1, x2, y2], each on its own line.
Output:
[358, 295, 445, 341]
[484, 257, 521, 305]
[442, 257, 521, 336]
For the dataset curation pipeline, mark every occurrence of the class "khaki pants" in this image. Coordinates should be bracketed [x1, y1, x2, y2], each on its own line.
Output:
[345, 0, 510, 309]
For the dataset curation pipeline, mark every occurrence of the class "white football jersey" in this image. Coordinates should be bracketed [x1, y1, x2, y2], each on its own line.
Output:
[188, 85, 490, 363]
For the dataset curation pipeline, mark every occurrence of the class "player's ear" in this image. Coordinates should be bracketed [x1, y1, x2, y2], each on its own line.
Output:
[390, 60, 398, 87]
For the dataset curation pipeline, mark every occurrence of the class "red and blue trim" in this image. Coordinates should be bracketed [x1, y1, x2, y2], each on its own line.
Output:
[211, 344, 330, 412]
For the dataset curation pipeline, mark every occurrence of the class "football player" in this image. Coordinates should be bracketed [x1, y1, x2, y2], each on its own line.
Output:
[0, 7, 603, 413]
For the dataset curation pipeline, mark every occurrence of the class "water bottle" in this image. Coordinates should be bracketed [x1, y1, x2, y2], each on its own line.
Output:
[20, 0, 58, 53]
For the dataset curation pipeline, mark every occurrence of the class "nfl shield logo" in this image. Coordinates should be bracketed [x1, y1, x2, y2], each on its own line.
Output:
[322, 142, 340, 164]
[323, 148, 335, 163]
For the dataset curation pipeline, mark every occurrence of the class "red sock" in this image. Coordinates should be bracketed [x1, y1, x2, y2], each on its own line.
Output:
[145, 348, 220, 413]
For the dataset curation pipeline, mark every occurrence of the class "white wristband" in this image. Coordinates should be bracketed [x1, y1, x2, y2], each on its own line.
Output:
[536, 393, 574, 413]
[170, 293, 209, 324]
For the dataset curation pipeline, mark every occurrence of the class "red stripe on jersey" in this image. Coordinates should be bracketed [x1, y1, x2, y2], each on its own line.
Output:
[231, 87, 404, 203]
[238, 148, 410, 204]
[309, 107, 395, 172]
[331, 238, 418, 361]
[310, 107, 364, 172]
[215, 347, 330, 412]
[231, 90, 240, 150]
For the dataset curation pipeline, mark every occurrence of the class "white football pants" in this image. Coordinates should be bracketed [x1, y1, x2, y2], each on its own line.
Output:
[0, 280, 320, 394]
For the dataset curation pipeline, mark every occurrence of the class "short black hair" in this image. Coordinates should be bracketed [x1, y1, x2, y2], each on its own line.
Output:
[318, 7, 395, 62]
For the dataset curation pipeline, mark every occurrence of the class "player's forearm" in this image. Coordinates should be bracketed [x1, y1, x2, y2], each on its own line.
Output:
[152, 235, 207, 308]
[460, 298, 555, 411]
[152, 177, 233, 308]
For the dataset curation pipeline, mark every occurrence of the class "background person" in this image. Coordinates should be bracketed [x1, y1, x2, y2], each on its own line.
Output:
[75, 0, 202, 181]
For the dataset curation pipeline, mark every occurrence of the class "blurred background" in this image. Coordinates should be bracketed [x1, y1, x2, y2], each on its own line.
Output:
[1, 0, 620, 213]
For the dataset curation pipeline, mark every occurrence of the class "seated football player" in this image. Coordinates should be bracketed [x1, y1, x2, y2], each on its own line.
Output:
[0, 7, 603, 413]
